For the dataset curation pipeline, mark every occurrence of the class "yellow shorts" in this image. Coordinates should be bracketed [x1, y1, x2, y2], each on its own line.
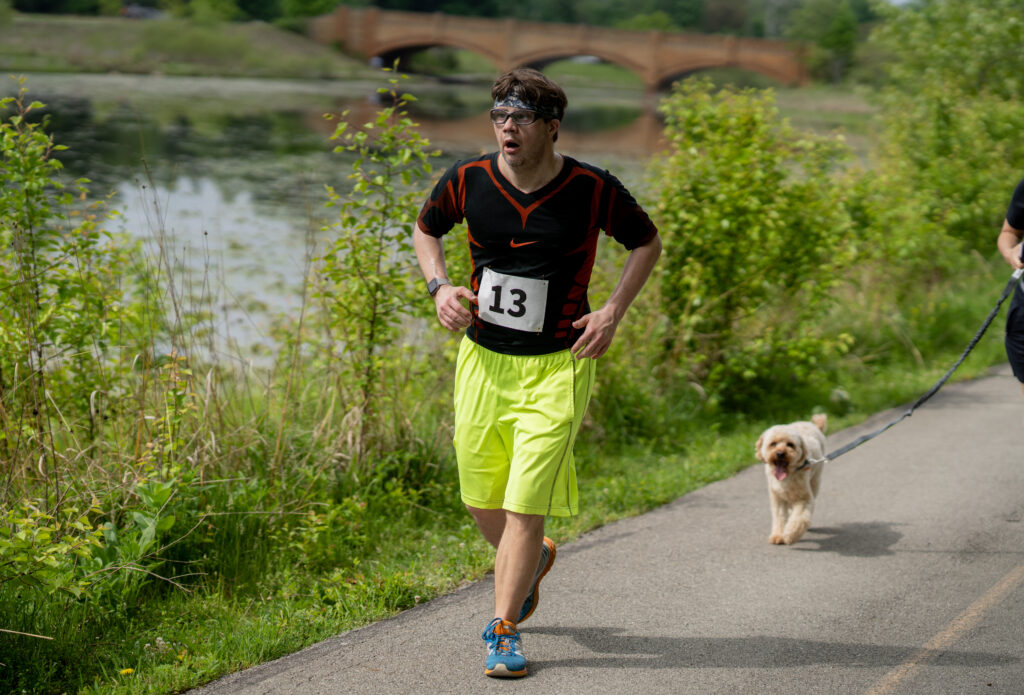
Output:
[453, 337, 595, 517]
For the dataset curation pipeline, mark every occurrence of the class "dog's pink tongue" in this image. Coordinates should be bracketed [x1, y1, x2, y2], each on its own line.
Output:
[773, 465, 788, 481]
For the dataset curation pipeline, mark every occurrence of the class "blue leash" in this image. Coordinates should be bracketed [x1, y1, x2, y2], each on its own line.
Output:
[825, 267, 1024, 462]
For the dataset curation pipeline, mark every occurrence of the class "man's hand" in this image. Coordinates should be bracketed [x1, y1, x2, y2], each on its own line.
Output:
[434, 284, 477, 331]
[570, 305, 620, 359]
[570, 233, 660, 359]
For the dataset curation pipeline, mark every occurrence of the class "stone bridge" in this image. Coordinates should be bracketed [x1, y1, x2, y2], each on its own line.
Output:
[309, 7, 808, 91]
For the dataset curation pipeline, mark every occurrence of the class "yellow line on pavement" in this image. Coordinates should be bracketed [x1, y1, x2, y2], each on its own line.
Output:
[867, 562, 1024, 695]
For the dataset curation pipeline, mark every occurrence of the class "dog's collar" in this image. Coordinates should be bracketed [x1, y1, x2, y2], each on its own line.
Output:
[794, 456, 828, 472]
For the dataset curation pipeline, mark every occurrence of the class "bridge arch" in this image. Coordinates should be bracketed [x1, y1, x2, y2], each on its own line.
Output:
[372, 37, 502, 71]
[654, 60, 790, 90]
[512, 48, 648, 86]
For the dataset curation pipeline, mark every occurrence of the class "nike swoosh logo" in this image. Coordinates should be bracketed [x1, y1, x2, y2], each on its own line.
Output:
[510, 239, 539, 248]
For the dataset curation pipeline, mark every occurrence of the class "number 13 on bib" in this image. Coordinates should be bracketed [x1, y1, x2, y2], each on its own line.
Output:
[477, 267, 549, 333]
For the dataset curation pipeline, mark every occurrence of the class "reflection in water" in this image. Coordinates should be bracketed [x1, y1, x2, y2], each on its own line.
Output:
[9, 75, 661, 356]
[112, 176, 311, 356]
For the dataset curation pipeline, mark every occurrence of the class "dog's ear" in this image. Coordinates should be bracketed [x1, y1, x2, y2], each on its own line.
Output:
[812, 413, 827, 433]
[755, 433, 765, 462]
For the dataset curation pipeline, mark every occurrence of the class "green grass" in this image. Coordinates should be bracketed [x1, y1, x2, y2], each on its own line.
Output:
[70, 500, 496, 694]
[0, 14, 371, 79]
[12, 266, 1011, 695]
[6, 350, 1012, 695]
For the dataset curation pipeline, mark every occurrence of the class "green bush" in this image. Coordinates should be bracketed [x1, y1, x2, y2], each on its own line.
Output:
[869, 0, 1024, 254]
[649, 77, 856, 410]
[0, 78, 137, 496]
[305, 67, 443, 477]
[0, 502, 101, 600]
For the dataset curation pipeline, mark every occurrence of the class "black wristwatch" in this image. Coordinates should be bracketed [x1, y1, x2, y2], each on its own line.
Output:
[427, 277, 450, 297]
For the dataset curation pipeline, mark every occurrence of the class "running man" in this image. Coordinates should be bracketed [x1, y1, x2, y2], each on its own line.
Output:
[414, 68, 661, 677]
[997, 177, 1024, 424]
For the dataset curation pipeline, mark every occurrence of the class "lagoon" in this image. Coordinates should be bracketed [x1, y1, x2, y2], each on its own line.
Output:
[6, 71, 870, 358]
[8, 71, 663, 357]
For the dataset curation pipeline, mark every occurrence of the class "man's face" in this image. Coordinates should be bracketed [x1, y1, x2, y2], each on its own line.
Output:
[490, 107, 558, 170]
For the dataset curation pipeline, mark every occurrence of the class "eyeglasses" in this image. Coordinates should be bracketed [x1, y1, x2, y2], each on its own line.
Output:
[489, 109, 541, 126]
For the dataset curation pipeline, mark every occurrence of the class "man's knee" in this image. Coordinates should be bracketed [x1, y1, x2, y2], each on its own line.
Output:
[503, 510, 545, 534]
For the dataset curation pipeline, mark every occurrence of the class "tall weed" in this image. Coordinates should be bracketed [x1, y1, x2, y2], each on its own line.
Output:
[303, 66, 445, 478]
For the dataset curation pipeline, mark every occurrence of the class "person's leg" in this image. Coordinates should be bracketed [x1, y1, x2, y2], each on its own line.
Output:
[468, 506, 540, 678]
[1005, 289, 1024, 427]
[459, 346, 593, 677]
[466, 506, 544, 622]
[467, 505, 505, 548]
[492, 511, 545, 623]
[496, 350, 593, 626]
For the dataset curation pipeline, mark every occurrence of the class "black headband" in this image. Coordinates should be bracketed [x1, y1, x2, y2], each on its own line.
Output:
[493, 93, 561, 120]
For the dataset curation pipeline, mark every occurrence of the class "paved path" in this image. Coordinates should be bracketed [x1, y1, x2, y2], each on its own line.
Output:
[191, 367, 1024, 694]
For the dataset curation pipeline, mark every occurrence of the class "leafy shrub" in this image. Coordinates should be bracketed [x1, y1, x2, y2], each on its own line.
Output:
[650, 77, 856, 410]
[869, 0, 1024, 254]
[305, 67, 442, 474]
[0, 79, 142, 467]
[0, 501, 101, 600]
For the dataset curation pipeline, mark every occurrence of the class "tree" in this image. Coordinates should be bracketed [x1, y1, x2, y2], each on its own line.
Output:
[615, 10, 679, 31]
[279, 0, 336, 18]
[869, 0, 1024, 253]
[701, 0, 747, 33]
[787, 0, 858, 82]
[848, 0, 877, 22]
[655, 0, 703, 29]
[311, 69, 441, 467]
[237, 0, 280, 21]
[819, 0, 857, 81]
[651, 78, 855, 408]
[754, 0, 802, 37]
[0, 80, 141, 492]
[871, 0, 1024, 99]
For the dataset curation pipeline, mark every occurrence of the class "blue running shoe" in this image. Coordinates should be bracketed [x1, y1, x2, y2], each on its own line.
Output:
[482, 618, 527, 678]
[517, 536, 556, 624]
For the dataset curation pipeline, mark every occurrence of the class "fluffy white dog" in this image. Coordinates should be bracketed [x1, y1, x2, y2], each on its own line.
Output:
[755, 414, 827, 545]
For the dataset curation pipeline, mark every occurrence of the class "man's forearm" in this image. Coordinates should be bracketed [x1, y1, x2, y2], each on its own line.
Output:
[414, 224, 448, 282]
[998, 221, 1023, 267]
[603, 234, 662, 321]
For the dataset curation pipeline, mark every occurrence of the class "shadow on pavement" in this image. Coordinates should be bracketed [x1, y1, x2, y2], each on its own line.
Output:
[524, 626, 1017, 672]
[792, 522, 904, 557]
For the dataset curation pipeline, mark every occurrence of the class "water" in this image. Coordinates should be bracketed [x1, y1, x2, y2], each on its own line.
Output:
[5, 73, 661, 357]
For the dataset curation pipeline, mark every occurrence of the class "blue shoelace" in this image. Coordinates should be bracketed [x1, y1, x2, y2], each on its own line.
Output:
[483, 621, 520, 655]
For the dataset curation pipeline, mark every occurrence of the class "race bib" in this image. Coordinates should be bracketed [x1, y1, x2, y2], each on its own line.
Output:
[477, 267, 548, 333]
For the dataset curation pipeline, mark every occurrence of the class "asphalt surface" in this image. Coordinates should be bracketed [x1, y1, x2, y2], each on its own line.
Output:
[191, 366, 1024, 695]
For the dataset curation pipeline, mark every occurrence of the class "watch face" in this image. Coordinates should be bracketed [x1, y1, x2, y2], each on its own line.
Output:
[428, 278, 447, 296]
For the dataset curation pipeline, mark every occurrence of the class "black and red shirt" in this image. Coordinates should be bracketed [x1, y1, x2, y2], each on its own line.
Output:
[417, 152, 658, 355]
[1008, 177, 1024, 230]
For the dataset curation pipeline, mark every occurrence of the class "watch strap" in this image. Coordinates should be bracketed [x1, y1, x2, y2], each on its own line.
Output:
[427, 277, 450, 297]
